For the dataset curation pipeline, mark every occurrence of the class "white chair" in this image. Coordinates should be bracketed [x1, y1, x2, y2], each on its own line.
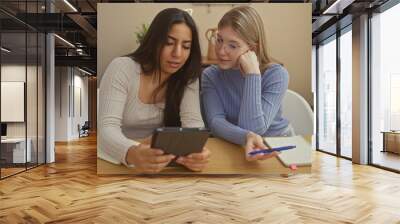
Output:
[282, 89, 314, 135]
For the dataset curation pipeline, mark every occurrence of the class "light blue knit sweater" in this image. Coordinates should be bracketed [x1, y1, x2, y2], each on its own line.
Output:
[201, 64, 290, 145]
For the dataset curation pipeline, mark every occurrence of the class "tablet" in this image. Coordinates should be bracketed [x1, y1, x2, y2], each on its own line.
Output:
[151, 127, 209, 157]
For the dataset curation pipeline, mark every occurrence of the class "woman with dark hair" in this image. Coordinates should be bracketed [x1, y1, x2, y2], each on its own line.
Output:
[98, 8, 209, 173]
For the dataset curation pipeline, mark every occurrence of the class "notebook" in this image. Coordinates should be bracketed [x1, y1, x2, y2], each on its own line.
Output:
[263, 135, 313, 167]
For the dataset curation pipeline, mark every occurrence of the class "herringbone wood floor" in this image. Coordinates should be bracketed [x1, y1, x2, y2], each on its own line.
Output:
[1, 135, 400, 224]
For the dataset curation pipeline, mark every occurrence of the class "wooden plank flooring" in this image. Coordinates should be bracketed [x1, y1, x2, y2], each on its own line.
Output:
[373, 151, 400, 171]
[1, 135, 400, 223]
[1, 167, 26, 178]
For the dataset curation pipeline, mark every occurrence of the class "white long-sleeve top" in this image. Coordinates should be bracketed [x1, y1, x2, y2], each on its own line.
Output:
[98, 57, 204, 166]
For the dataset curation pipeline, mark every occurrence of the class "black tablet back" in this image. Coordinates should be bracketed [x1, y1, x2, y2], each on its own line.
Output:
[151, 127, 209, 156]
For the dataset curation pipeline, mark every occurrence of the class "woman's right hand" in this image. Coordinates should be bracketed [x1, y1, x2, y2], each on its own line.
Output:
[125, 143, 175, 174]
[244, 132, 278, 161]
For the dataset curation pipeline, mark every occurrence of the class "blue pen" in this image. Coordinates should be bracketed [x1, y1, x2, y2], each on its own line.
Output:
[248, 145, 296, 156]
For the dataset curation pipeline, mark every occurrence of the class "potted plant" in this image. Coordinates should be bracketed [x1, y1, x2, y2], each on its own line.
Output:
[135, 23, 149, 45]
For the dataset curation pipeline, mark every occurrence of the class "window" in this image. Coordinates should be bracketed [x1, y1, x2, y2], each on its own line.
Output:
[0, 1, 47, 179]
[340, 28, 352, 158]
[370, 3, 400, 171]
[317, 36, 337, 154]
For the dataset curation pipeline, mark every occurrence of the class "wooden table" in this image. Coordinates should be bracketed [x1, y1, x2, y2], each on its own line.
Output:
[97, 137, 312, 175]
[382, 131, 400, 154]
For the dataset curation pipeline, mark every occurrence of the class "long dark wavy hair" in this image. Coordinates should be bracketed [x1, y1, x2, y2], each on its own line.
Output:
[127, 8, 201, 127]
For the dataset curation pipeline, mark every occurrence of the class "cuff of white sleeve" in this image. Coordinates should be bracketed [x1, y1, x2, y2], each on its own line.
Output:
[122, 141, 140, 168]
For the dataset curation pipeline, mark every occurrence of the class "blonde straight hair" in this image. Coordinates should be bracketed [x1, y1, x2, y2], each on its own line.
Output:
[218, 6, 281, 73]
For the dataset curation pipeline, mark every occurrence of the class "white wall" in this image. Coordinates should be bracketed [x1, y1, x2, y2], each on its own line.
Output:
[55, 66, 70, 141]
[1, 64, 46, 163]
[72, 73, 89, 138]
[1, 65, 35, 137]
[54, 67, 89, 141]
[1, 82, 25, 122]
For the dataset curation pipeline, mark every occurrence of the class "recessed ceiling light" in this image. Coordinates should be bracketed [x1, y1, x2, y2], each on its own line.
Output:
[322, 0, 354, 15]
[54, 34, 75, 48]
[1, 47, 11, 53]
[77, 67, 93, 76]
[63, 0, 78, 12]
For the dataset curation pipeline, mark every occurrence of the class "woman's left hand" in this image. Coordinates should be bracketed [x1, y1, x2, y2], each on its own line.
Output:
[176, 147, 211, 172]
[238, 50, 261, 76]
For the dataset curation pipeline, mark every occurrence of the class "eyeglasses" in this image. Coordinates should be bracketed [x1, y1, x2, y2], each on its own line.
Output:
[215, 37, 248, 55]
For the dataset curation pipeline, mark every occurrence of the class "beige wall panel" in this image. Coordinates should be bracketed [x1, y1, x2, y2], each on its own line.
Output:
[98, 3, 312, 104]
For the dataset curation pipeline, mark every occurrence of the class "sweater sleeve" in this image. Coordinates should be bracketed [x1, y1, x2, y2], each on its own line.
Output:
[238, 65, 289, 135]
[201, 67, 249, 145]
[180, 78, 205, 128]
[98, 57, 140, 166]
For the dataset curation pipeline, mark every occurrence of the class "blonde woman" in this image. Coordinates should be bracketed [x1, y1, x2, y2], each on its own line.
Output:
[201, 6, 294, 161]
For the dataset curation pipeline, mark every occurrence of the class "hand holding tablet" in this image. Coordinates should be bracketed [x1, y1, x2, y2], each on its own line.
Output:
[151, 127, 210, 169]
[151, 127, 209, 156]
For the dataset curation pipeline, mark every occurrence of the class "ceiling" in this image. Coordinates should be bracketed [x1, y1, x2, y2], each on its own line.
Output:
[0, 0, 391, 75]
